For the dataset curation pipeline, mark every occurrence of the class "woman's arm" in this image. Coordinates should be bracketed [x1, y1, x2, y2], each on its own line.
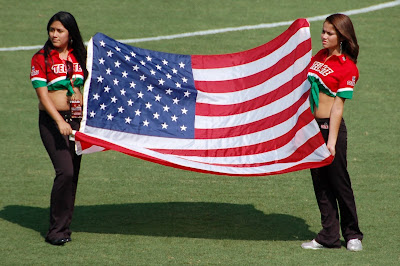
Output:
[327, 96, 346, 157]
[35, 87, 73, 135]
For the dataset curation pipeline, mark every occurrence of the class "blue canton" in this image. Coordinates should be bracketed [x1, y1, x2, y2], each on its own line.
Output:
[86, 33, 197, 139]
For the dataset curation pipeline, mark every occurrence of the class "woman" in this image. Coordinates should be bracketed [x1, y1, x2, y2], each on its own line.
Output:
[30, 11, 87, 245]
[301, 14, 363, 251]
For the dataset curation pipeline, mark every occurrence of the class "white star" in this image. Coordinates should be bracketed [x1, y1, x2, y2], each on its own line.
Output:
[130, 51, 136, 57]
[173, 98, 180, 104]
[162, 59, 168, 65]
[104, 86, 111, 93]
[130, 81, 136, 88]
[133, 65, 139, 71]
[125, 55, 131, 61]
[158, 79, 165, 86]
[99, 40, 106, 47]
[113, 78, 119, 85]
[184, 91, 191, 97]
[143, 120, 150, 126]
[175, 82, 181, 88]
[107, 50, 113, 57]
[172, 68, 178, 74]
[145, 102, 152, 109]
[182, 77, 188, 83]
[125, 117, 132, 124]
[120, 89, 126, 96]
[97, 76, 104, 83]
[140, 75, 147, 81]
[153, 112, 160, 119]
[156, 64, 162, 70]
[99, 58, 105, 64]
[155, 94, 161, 102]
[118, 106, 124, 113]
[100, 103, 107, 110]
[180, 125, 187, 131]
[181, 107, 188, 114]
[165, 88, 173, 95]
[146, 55, 152, 61]
[137, 91, 144, 98]
[147, 84, 154, 91]
[171, 115, 178, 122]
[179, 62, 185, 68]
[163, 105, 170, 112]
[122, 71, 128, 78]
[127, 99, 134, 106]
[140, 60, 146, 66]
[90, 111, 96, 117]
[93, 93, 100, 100]
[161, 122, 168, 129]
[106, 68, 112, 75]
[166, 73, 172, 79]
[114, 60, 121, 68]
[107, 113, 114, 120]
[115, 46, 121, 52]
[135, 109, 141, 116]
[150, 69, 156, 75]
[111, 96, 118, 103]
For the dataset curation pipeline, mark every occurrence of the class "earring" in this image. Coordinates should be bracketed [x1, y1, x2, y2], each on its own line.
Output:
[340, 42, 343, 54]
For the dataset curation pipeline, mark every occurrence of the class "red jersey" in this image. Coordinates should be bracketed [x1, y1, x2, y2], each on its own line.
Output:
[307, 49, 359, 113]
[30, 48, 84, 96]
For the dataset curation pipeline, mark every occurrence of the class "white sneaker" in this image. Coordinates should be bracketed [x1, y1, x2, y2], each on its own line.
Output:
[347, 239, 363, 251]
[301, 239, 325, 250]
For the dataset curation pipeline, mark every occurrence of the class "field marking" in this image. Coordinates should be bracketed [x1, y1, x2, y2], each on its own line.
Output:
[1, 0, 399, 52]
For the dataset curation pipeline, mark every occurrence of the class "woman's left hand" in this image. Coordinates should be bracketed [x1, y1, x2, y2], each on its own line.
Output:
[327, 143, 336, 157]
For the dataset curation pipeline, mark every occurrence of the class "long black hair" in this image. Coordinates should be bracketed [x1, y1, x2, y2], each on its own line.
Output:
[43, 11, 88, 79]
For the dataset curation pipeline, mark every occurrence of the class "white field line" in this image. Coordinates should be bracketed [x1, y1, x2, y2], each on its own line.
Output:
[1, 0, 399, 52]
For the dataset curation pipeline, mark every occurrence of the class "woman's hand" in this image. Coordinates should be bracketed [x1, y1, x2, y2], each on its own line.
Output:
[56, 119, 73, 136]
[326, 143, 336, 157]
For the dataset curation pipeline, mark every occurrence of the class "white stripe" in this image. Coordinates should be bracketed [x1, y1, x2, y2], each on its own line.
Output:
[77, 133, 328, 175]
[307, 72, 336, 96]
[195, 80, 308, 129]
[47, 76, 67, 86]
[337, 87, 353, 92]
[192, 27, 310, 81]
[196, 51, 311, 105]
[30, 77, 46, 82]
[80, 37, 94, 133]
[1, 1, 399, 52]
[177, 121, 322, 164]
[81, 100, 310, 150]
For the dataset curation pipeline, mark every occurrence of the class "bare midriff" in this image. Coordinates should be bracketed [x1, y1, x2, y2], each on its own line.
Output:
[313, 92, 335, 119]
[39, 90, 71, 111]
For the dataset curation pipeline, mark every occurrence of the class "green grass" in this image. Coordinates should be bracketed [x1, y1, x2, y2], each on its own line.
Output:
[1, 0, 399, 264]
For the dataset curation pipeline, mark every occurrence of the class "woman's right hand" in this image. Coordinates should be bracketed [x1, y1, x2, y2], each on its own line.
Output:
[56, 119, 73, 135]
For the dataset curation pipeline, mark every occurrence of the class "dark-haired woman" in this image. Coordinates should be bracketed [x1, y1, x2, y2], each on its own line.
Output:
[30, 11, 87, 245]
[301, 14, 363, 251]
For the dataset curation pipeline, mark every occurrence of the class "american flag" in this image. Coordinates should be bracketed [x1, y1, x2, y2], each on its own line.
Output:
[75, 18, 334, 176]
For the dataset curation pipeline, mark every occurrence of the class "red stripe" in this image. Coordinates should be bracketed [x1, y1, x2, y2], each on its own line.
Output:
[151, 109, 314, 157]
[194, 90, 309, 139]
[179, 133, 326, 168]
[194, 39, 311, 93]
[191, 19, 309, 69]
[195, 68, 308, 116]
[75, 131, 333, 177]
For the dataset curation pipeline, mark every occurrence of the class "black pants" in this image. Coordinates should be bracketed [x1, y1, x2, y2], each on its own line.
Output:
[310, 118, 363, 248]
[39, 111, 81, 240]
